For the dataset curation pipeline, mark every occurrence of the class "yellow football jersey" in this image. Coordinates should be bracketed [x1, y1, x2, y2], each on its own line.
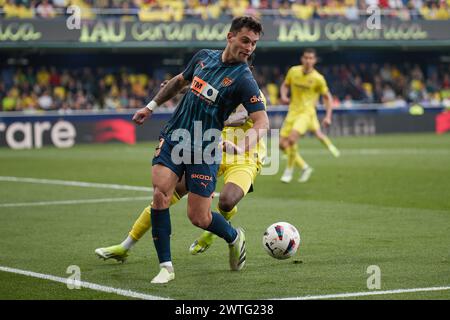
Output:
[221, 91, 267, 168]
[284, 65, 329, 116]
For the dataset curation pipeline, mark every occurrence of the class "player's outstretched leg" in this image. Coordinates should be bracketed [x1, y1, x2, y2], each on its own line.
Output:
[189, 205, 237, 255]
[188, 192, 246, 271]
[94, 206, 151, 263]
[315, 130, 340, 158]
[94, 190, 183, 263]
[190, 181, 244, 255]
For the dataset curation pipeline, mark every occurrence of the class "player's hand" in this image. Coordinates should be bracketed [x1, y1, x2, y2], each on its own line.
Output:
[224, 112, 248, 127]
[221, 140, 244, 155]
[230, 117, 247, 126]
[280, 96, 290, 105]
[132, 107, 152, 125]
[322, 116, 332, 128]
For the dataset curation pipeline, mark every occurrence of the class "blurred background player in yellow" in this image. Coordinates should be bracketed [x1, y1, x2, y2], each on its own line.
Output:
[95, 56, 268, 261]
[279, 48, 340, 184]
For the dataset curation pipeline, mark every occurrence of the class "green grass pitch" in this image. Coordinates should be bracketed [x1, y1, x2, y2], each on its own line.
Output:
[0, 133, 449, 300]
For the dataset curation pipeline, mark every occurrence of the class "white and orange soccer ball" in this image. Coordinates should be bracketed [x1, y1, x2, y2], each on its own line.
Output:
[262, 222, 300, 260]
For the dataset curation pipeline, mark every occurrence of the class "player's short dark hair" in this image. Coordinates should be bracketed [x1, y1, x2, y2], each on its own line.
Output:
[229, 16, 263, 36]
[303, 48, 317, 56]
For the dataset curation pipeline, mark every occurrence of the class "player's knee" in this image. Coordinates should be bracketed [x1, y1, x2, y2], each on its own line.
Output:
[152, 188, 171, 209]
[218, 194, 237, 213]
[188, 214, 211, 229]
[287, 136, 298, 146]
[187, 206, 211, 228]
[279, 139, 288, 151]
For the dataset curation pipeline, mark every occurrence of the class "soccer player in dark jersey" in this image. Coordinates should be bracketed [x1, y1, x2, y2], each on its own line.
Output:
[131, 16, 269, 283]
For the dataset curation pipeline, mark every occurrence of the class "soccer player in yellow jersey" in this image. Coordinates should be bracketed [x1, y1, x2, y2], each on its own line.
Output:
[95, 85, 267, 262]
[279, 48, 340, 183]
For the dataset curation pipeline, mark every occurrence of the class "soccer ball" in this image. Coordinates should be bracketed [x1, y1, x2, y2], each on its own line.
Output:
[262, 222, 300, 260]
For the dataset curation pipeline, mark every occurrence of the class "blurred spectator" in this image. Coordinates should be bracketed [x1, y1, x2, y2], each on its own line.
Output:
[52, 0, 67, 8]
[342, 94, 355, 108]
[36, 0, 56, 19]
[381, 83, 397, 103]
[19, 92, 39, 113]
[1, 0, 449, 21]
[345, 4, 360, 20]
[37, 89, 53, 110]
[1, 60, 449, 111]
[2, 88, 18, 111]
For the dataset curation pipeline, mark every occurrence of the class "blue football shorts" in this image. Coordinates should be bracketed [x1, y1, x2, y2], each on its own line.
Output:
[152, 136, 220, 198]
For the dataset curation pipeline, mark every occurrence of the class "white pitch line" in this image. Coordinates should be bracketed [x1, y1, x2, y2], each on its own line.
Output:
[0, 176, 153, 192]
[0, 176, 219, 197]
[0, 265, 170, 300]
[298, 149, 450, 156]
[275, 286, 450, 300]
[0, 196, 151, 208]
[2, 263, 448, 300]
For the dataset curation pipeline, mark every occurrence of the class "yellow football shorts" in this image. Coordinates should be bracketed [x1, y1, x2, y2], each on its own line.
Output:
[217, 162, 259, 195]
[280, 112, 320, 137]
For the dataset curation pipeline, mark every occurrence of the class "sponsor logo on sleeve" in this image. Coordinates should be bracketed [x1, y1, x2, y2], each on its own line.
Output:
[191, 76, 219, 104]
[249, 95, 264, 104]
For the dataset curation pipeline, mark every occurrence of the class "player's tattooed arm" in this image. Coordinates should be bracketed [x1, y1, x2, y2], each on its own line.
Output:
[153, 74, 190, 105]
[160, 79, 189, 94]
[132, 74, 190, 125]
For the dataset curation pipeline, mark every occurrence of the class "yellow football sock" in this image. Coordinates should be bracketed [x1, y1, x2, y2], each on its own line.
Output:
[129, 191, 182, 240]
[218, 205, 238, 221]
[129, 206, 151, 241]
[291, 144, 307, 169]
[319, 136, 340, 155]
[170, 190, 182, 206]
[287, 145, 296, 169]
[320, 136, 332, 148]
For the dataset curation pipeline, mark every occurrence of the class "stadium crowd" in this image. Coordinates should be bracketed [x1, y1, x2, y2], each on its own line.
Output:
[1, 0, 449, 21]
[1, 61, 449, 112]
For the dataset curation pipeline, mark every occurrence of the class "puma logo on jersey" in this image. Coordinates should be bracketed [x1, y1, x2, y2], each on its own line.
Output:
[200, 182, 209, 189]
[191, 76, 219, 104]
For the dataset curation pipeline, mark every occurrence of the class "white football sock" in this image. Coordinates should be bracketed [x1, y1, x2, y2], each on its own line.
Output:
[120, 235, 137, 250]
